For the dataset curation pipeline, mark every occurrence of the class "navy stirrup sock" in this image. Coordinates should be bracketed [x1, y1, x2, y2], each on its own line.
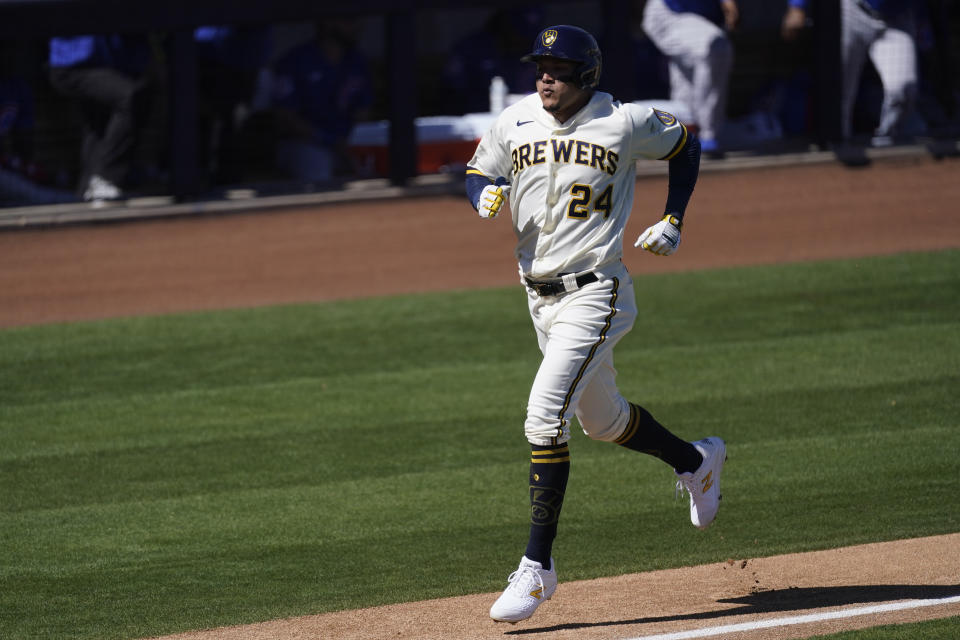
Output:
[524, 443, 570, 569]
[615, 403, 702, 473]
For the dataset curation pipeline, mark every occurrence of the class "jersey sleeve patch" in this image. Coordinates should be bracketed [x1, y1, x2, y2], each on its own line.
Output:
[653, 109, 677, 127]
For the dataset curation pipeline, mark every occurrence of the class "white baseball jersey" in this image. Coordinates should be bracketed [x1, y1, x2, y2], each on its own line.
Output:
[467, 91, 686, 278]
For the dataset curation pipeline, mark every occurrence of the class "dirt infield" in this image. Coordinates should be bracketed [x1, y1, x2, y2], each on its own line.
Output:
[2, 153, 960, 328]
[3, 153, 959, 639]
[148, 534, 960, 640]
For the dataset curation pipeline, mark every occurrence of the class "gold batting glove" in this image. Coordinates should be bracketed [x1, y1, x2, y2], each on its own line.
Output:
[477, 182, 510, 219]
[635, 214, 683, 256]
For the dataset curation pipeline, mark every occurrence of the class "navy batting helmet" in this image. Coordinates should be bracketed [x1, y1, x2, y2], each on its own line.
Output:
[521, 25, 602, 89]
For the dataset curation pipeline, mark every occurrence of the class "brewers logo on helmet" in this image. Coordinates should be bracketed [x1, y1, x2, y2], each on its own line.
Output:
[521, 24, 602, 89]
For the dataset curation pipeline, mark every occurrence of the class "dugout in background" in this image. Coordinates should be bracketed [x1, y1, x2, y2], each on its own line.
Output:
[0, 0, 957, 209]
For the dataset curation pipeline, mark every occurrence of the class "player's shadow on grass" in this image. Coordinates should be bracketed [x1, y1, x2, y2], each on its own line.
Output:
[504, 584, 960, 635]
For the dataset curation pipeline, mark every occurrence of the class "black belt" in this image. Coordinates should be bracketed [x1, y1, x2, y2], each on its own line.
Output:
[525, 271, 599, 297]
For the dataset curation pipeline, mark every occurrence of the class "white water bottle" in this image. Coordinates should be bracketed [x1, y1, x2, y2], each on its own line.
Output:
[489, 76, 506, 114]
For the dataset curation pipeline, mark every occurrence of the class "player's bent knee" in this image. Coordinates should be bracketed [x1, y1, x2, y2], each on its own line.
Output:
[576, 395, 629, 442]
[576, 409, 628, 442]
[579, 418, 624, 442]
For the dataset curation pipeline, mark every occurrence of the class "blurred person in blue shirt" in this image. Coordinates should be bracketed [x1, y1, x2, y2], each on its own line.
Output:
[787, 0, 920, 144]
[264, 19, 373, 184]
[47, 34, 154, 201]
[642, 0, 740, 157]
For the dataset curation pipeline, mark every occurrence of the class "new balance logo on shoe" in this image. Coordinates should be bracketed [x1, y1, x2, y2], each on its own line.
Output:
[701, 471, 714, 493]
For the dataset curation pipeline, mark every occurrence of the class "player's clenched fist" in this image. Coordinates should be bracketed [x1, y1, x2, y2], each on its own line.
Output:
[635, 214, 682, 256]
[477, 182, 510, 219]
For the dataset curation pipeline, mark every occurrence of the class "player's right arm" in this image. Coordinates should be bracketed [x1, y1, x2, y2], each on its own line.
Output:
[466, 170, 510, 219]
[465, 119, 513, 219]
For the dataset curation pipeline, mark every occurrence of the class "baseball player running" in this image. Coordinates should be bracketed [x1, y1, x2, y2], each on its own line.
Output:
[464, 25, 726, 624]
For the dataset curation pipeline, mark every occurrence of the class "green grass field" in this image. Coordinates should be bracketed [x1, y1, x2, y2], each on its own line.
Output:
[2, 250, 958, 640]
[813, 617, 960, 640]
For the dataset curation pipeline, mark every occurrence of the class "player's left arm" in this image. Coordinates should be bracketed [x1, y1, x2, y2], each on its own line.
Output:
[635, 125, 701, 256]
[664, 128, 701, 226]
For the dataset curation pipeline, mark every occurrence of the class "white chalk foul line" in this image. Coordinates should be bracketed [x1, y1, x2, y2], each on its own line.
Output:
[626, 594, 960, 640]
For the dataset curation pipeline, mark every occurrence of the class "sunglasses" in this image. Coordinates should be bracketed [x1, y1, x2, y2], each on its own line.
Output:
[535, 65, 579, 84]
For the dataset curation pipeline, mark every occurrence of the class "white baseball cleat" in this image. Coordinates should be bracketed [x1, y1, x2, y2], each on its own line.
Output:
[489, 556, 557, 623]
[675, 437, 726, 529]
